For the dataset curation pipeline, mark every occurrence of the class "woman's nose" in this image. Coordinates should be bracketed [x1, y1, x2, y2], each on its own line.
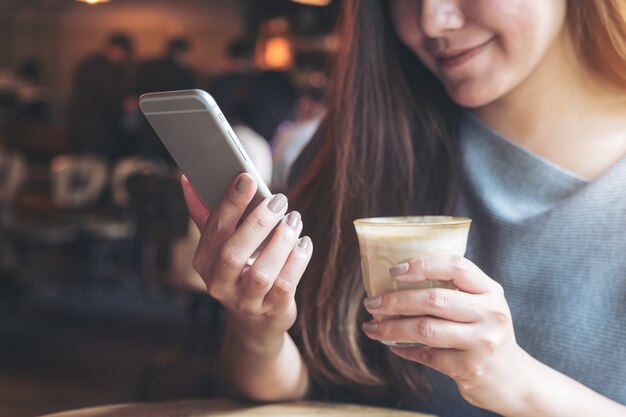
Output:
[420, 0, 465, 38]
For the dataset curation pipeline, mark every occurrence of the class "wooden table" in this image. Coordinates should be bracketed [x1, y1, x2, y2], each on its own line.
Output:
[39, 399, 435, 417]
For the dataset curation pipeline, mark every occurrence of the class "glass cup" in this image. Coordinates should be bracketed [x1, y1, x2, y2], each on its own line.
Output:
[353, 216, 471, 348]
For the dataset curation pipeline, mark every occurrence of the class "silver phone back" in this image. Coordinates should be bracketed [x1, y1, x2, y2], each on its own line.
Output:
[139, 90, 271, 211]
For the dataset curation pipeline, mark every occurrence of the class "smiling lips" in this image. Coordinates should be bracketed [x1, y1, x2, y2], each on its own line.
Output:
[433, 37, 494, 69]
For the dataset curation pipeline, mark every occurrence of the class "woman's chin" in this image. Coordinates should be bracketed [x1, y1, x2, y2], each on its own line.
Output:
[445, 82, 502, 109]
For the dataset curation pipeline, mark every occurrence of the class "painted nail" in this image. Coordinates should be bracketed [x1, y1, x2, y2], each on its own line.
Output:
[362, 321, 379, 334]
[298, 236, 311, 250]
[389, 263, 409, 276]
[235, 174, 250, 194]
[363, 296, 382, 309]
[268, 194, 288, 213]
[286, 211, 301, 229]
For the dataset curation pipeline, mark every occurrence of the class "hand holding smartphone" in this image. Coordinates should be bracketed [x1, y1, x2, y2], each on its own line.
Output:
[143, 89, 313, 373]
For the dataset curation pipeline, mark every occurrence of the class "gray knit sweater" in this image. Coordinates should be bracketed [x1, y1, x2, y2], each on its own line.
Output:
[418, 113, 626, 417]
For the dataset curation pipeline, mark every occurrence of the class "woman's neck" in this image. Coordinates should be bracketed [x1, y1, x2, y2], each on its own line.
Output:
[472, 28, 626, 179]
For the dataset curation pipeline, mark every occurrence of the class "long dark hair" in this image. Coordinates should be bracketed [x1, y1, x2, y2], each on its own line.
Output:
[289, 0, 461, 400]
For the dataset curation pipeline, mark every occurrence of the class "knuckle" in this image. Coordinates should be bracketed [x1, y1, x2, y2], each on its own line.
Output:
[205, 215, 223, 233]
[448, 366, 464, 381]
[251, 214, 272, 233]
[426, 288, 447, 309]
[272, 278, 294, 295]
[218, 244, 245, 269]
[417, 256, 431, 271]
[490, 306, 512, 325]
[479, 334, 501, 353]
[275, 225, 296, 245]
[415, 319, 437, 341]
[387, 292, 401, 309]
[450, 254, 467, 271]
[456, 364, 485, 395]
[246, 268, 273, 291]
[463, 362, 485, 380]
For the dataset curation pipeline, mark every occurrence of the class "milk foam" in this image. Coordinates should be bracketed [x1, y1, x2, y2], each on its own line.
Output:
[354, 217, 471, 296]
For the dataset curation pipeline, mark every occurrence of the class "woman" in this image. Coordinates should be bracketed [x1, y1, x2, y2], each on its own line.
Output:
[182, 1, 626, 416]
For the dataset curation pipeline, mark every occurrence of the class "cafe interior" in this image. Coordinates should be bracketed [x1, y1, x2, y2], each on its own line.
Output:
[0, 0, 338, 415]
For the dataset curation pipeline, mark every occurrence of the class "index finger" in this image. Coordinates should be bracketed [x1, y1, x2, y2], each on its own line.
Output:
[181, 175, 210, 229]
[390, 254, 497, 294]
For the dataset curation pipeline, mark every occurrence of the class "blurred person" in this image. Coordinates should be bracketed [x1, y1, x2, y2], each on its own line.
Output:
[135, 37, 197, 95]
[208, 38, 256, 117]
[0, 60, 52, 122]
[271, 88, 325, 192]
[68, 33, 134, 162]
[2, 59, 64, 161]
[12, 59, 55, 121]
[183, 1, 626, 416]
[134, 37, 197, 163]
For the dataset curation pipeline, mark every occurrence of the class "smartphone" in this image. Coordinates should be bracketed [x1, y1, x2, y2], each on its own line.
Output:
[139, 89, 271, 211]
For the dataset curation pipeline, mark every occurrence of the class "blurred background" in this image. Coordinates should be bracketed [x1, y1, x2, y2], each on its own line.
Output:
[0, 0, 337, 415]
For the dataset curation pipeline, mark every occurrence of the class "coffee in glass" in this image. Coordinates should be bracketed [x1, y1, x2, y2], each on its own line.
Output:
[354, 216, 471, 347]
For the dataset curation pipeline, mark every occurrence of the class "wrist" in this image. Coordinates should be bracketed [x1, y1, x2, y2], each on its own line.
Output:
[506, 348, 543, 417]
[475, 346, 539, 417]
[489, 349, 626, 417]
[224, 313, 287, 356]
[497, 347, 550, 417]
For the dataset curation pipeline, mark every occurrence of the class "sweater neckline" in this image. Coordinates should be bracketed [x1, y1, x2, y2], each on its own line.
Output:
[462, 112, 626, 183]
[460, 111, 626, 221]
[464, 112, 596, 180]
[459, 113, 592, 220]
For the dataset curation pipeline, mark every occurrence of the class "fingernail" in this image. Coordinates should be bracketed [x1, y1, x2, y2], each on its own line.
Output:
[235, 174, 250, 194]
[268, 194, 287, 213]
[298, 236, 311, 250]
[363, 296, 382, 309]
[286, 211, 301, 229]
[362, 321, 379, 334]
[390, 263, 409, 276]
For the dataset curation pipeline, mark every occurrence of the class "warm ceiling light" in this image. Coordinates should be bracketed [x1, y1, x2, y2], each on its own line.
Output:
[76, 0, 111, 4]
[290, 0, 332, 6]
[262, 36, 293, 69]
